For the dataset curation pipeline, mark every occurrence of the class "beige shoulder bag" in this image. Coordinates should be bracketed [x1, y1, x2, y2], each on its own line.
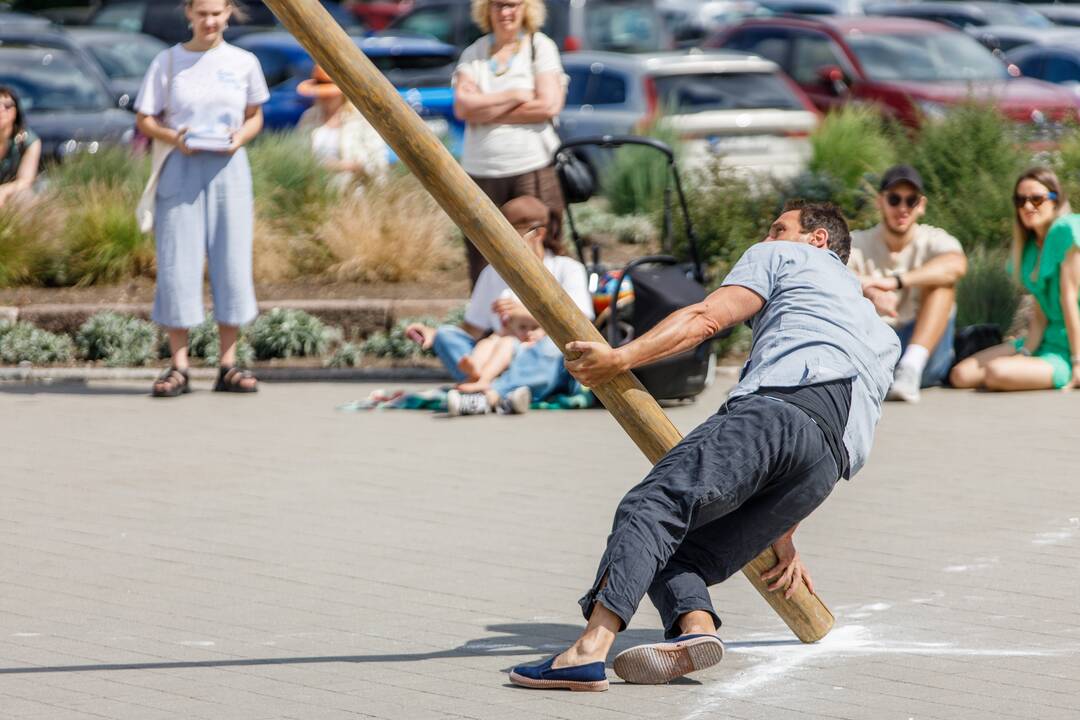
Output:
[136, 47, 176, 234]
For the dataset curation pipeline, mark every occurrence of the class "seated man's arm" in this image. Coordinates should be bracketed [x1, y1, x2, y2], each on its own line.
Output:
[863, 251, 967, 292]
[566, 285, 764, 387]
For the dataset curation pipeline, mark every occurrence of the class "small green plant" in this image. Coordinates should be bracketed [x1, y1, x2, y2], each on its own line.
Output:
[325, 342, 363, 368]
[571, 203, 658, 245]
[76, 312, 159, 367]
[956, 247, 1023, 330]
[361, 317, 437, 359]
[603, 121, 683, 216]
[48, 146, 150, 197]
[247, 308, 337, 360]
[249, 132, 338, 236]
[185, 315, 256, 366]
[0, 322, 74, 364]
[442, 304, 467, 328]
[0, 196, 65, 287]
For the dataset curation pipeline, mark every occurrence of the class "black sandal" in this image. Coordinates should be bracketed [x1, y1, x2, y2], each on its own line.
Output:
[152, 367, 190, 397]
[213, 366, 258, 393]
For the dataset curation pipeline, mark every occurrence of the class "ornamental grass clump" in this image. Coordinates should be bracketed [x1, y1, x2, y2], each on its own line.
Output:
[0, 195, 65, 287]
[76, 312, 158, 367]
[247, 308, 338, 360]
[325, 341, 362, 368]
[62, 184, 155, 286]
[955, 247, 1023, 331]
[0, 322, 74, 364]
[603, 121, 683, 217]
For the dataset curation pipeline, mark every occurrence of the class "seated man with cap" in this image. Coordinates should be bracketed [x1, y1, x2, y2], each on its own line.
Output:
[405, 195, 593, 415]
[848, 165, 968, 402]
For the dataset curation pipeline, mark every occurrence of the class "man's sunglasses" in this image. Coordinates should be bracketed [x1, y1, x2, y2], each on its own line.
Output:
[885, 192, 921, 209]
[1014, 192, 1058, 209]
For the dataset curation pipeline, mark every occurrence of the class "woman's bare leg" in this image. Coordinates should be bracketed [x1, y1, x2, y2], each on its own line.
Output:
[983, 355, 1056, 391]
[948, 342, 1016, 388]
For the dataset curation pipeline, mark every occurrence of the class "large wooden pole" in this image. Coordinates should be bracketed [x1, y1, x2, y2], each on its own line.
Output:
[261, 0, 834, 643]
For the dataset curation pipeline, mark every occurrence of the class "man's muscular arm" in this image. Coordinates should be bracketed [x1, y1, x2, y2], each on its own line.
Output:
[565, 285, 764, 387]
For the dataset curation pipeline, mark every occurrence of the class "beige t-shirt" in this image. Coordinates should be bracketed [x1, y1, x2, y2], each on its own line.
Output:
[848, 224, 963, 327]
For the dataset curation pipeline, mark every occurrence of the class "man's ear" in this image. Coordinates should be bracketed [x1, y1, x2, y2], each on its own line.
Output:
[810, 228, 829, 250]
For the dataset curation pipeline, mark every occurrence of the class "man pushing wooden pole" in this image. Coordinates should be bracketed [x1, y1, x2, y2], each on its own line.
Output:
[260, 0, 834, 644]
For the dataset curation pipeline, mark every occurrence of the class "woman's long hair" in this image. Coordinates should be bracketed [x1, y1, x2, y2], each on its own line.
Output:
[470, 0, 546, 35]
[0, 85, 26, 141]
[1011, 167, 1071, 282]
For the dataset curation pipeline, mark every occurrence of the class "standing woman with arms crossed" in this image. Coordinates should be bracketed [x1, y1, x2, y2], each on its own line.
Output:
[950, 167, 1080, 391]
[134, 0, 269, 397]
[453, 0, 567, 287]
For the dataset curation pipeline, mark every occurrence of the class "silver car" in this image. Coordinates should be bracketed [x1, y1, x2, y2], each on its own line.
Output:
[558, 51, 820, 179]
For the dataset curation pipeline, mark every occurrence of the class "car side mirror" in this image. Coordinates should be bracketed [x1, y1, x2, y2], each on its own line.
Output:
[816, 65, 849, 96]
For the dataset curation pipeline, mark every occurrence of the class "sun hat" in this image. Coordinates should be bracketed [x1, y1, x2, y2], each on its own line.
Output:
[297, 65, 342, 98]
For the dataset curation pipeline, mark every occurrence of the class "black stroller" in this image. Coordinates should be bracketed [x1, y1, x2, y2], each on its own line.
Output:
[554, 135, 722, 402]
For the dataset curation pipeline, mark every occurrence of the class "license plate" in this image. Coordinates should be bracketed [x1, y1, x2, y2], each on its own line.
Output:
[708, 135, 769, 155]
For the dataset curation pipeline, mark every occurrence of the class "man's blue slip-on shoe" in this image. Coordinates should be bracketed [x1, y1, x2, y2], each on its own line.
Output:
[508, 655, 609, 691]
[613, 633, 724, 684]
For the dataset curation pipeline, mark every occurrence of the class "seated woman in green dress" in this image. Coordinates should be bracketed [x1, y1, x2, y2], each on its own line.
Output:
[951, 167, 1080, 391]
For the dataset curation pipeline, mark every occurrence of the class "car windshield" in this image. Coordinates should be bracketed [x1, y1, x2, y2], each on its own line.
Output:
[847, 31, 1008, 82]
[81, 35, 166, 79]
[980, 4, 1051, 29]
[586, 1, 664, 52]
[654, 72, 805, 112]
[0, 48, 113, 112]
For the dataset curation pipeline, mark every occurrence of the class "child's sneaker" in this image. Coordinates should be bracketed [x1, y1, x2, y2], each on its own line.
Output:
[497, 386, 531, 415]
[446, 389, 490, 416]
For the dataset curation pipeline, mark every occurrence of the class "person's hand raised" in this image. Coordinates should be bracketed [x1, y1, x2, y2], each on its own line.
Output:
[405, 323, 436, 350]
[565, 341, 625, 387]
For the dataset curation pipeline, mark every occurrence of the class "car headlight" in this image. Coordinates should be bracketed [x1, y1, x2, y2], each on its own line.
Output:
[915, 100, 949, 122]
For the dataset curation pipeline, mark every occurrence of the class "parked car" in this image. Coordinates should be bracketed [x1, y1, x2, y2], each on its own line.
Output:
[384, 0, 672, 55]
[660, 0, 773, 47]
[706, 16, 1080, 128]
[1011, 44, 1080, 95]
[0, 43, 135, 162]
[346, 0, 413, 30]
[0, 10, 57, 30]
[758, 0, 863, 14]
[9, 0, 95, 25]
[58, 28, 166, 111]
[963, 26, 1080, 56]
[559, 51, 820, 179]
[1030, 4, 1080, 27]
[231, 31, 462, 156]
[866, 1, 1052, 29]
[88, 0, 360, 46]
[0, 28, 124, 107]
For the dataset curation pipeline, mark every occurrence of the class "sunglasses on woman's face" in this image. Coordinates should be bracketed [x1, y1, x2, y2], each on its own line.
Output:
[885, 192, 920, 209]
[1014, 192, 1057, 209]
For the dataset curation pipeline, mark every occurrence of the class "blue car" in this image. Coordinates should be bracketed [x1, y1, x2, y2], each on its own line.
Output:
[232, 32, 462, 159]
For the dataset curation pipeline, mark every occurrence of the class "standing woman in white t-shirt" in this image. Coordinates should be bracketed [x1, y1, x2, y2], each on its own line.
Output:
[134, 0, 270, 397]
[454, 0, 567, 287]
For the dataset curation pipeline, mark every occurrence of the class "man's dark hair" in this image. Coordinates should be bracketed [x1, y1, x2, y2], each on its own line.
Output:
[784, 200, 851, 264]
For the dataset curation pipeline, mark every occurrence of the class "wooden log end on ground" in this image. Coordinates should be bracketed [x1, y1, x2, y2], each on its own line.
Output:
[262, 0, 834, 644]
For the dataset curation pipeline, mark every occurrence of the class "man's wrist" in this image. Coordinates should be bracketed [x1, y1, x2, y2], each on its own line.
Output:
[891, 270, 905, 290]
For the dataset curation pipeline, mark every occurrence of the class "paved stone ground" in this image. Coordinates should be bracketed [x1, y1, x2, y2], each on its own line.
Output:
[2, 378, 1078, 720]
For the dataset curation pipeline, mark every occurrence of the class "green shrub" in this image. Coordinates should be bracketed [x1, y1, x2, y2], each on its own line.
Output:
[325, 342, 362, 368]
[956, 247, 1023, 330]
[808, 106, 899, 192]
[361, 317, 436, 359]
[76, 312, 158, 367]
[570, 203, 658, 245]
[185, 315, 256, 366]
[0, 197, 66, 287]
[909, 104, 1026, 251]
[62, 184, 154, 286]
[1052, 126, 1080, 203]
[603, 121, 683, 216]
[442, 304, 467, 327]
[0, 322, 74, 364]
[247, 308, 338, 360]
[47, 146, 150, 197]
[673, 161, 778, 278]
[249, 132, 338, 235]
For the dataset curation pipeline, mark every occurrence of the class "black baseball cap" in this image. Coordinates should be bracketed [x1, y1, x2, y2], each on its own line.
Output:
[879, 165, 924, 194]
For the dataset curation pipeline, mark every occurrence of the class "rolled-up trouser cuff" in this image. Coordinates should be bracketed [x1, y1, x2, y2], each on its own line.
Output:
[648, 569, 723, 639]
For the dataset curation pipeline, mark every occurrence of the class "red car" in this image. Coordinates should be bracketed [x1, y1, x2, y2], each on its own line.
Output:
[705, 16, 1080, 127]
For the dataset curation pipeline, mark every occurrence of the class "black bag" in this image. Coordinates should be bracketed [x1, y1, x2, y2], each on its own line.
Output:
[555, 149, 596, 204]
[953, 323, 1003, 365]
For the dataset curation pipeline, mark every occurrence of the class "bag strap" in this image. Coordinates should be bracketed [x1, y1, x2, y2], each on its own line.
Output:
[165, 46, 174, 118]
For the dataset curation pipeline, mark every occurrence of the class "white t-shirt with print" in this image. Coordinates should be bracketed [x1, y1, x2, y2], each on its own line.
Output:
[454, 32, 564, 178]
[135, 43, 269, 138]
[848, 223, 964, 327]
[465, 252, 593, 333]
